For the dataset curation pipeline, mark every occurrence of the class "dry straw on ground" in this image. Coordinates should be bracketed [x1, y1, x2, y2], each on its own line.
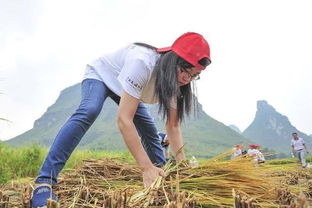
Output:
[1, 151, 312, 207]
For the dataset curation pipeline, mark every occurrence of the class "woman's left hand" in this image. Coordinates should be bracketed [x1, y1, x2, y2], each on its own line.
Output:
[142, 165, 165, 188]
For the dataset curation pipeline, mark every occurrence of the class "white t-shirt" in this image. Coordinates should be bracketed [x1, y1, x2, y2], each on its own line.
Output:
[247, 149, 256, 156]
[247, 149, 265, 161]
[231, 148, 242, 159]
[84, 44, 168, 105]
[291, 137, 305, 151]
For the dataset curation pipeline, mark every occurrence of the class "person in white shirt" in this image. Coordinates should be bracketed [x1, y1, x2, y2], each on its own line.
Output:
[247, 144, 257, 156]
[231, 144, 243, 159]
[254, 144, 265, 163]
[247, 144, 265, 163]
[291, 132, 309, 168]
[31, 32, 211, 207]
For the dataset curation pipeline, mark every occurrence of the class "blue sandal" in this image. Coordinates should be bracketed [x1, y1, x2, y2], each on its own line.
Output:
[31, 185, 57, 208]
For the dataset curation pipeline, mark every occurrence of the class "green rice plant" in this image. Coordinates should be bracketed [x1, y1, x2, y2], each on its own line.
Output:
[0, 142, 12, 183]
[0, 159, 11, 184]
[0, 167, 11, 184]
[0, 143, 133, 183]
[267, 158, 296, 165]
[0, 144, 46, 182]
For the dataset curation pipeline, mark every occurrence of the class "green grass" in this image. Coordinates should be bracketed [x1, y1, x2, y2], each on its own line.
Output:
[266, 155, 312, 165]
[1, 141, 311, 185]
[0, 142, 133, 184]
[266, 158, 296, 165]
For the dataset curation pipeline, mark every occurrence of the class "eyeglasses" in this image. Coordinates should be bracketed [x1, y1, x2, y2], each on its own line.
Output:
[179, 67, 200, 80]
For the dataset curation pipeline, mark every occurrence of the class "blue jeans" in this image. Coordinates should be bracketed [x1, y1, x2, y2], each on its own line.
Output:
[35, 79, 166, 185]
[295, 149, 306, 167]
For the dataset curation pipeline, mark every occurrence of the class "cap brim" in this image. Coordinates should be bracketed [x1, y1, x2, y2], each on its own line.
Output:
[156, 47, 172, 52]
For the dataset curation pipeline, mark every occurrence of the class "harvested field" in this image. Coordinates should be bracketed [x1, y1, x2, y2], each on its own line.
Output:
[0, 153, 311, 208]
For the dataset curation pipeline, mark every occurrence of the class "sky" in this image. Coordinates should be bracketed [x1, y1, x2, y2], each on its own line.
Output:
[0, 0, 311, 141]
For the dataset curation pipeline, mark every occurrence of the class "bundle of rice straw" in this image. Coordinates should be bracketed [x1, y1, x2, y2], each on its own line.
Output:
[52, 150, 283, 207]
[12, 150, 311, 207]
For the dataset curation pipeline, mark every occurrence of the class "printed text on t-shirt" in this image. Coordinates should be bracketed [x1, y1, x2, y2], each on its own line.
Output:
[126, 77, 143, 90]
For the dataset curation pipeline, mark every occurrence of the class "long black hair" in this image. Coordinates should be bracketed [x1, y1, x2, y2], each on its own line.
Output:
[134, 43, 198, 122]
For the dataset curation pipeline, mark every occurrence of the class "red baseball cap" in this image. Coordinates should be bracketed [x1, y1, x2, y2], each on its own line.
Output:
[249, 144, 256, 149]
[157, 32, 211, 70]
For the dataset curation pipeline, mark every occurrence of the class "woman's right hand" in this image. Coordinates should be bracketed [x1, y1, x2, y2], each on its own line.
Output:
[142, 165, 165, 188]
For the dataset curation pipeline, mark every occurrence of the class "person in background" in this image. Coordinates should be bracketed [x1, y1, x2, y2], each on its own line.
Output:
[158, 132, 170, 160]
[247, 144, 265, 163]
[254, 144, 265, 163]
[30, 32, 211, 207]
[247, 144, 256, 156]
[231, 144, 243, 159]
[291, 132, 309, 168]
